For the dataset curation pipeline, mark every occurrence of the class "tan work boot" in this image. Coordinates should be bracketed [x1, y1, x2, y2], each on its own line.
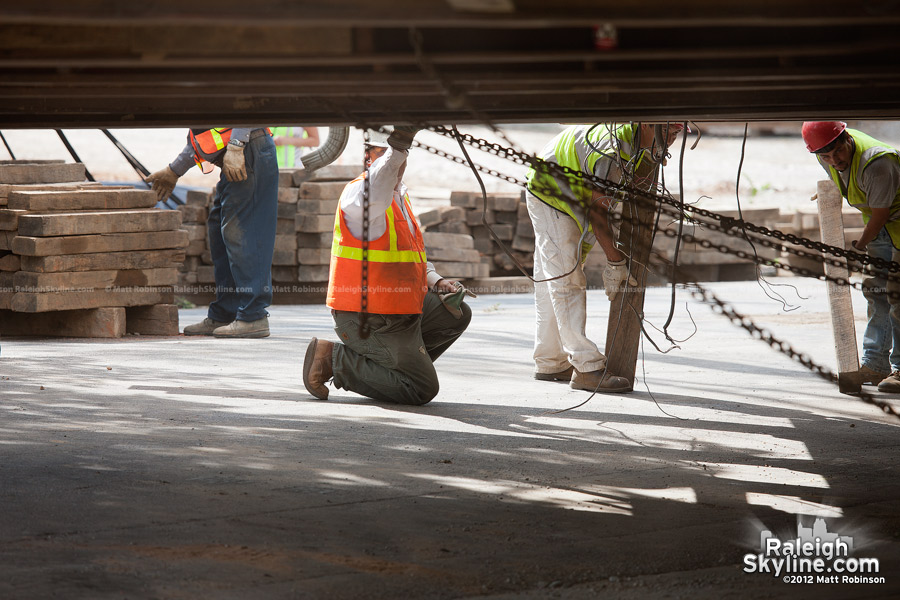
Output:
[303, 337, 334, 400]
[183, 317, 231, 336]
[212, 317, 270, 338]
[858, 365, 888, 386]
[877, 371, 900, 393]
[534, 365, 574, 383]
[570, 368, 632, 393]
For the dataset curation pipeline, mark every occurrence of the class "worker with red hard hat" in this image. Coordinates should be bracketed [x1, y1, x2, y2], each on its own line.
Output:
[802, 121, 900, 392]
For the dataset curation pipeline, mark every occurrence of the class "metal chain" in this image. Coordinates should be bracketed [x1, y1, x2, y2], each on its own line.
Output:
[360, 129, 371, 339]
[689, 282, 900, 420]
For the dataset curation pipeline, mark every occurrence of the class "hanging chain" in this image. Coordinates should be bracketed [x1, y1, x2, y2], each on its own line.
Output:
[359, 129, 371, 339]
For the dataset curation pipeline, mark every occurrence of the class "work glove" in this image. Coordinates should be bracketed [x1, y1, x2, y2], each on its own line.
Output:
[439, 281, 477, 319]
[223, 144, 247, 182]
[145, 166, 179, 203]
[387, 126, 422, 152]
[602, 258, 638, 300]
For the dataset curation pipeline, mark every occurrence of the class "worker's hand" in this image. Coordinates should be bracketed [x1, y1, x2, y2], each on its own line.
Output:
[145, 166, 179, 203]
[223, 144, 247, 182]
[387, 126, 421, 152]
[602, 258, 638, 300]
[851, 240, 867, 253]
[435, 278, 477, 297]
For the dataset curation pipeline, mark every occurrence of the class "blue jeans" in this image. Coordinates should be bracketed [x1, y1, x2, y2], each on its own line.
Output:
[206, 133, 278, 322]
[861, 228, 900, 373]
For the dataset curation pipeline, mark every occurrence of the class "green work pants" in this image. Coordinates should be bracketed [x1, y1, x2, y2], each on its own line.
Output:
[331, 291, 472, 405]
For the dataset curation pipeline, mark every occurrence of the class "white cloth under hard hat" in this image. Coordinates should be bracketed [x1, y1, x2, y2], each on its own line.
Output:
[527, 193, 607, 374]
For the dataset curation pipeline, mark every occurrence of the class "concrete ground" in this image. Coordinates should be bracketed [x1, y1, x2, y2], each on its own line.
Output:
[1, 277, 898, 599]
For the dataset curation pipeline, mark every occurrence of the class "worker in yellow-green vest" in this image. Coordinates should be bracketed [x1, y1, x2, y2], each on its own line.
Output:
[525, 122, 685, 394]
[272, 126, 320, 168]
[802, 121, 900, 392]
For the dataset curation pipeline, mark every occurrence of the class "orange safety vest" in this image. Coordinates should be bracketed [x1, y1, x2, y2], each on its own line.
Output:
[188, 128, 232, 173]
[326, 183, 428, 315]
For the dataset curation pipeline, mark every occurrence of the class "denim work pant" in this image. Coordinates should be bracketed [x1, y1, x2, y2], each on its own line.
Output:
[330, 291, 472, 405]
[861, 228, 900, 373]
[526, 193, 607, 375]
[207, 133, 279, 323]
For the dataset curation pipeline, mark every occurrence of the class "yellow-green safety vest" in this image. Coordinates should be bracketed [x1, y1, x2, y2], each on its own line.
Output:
[272, 126, 310, 168]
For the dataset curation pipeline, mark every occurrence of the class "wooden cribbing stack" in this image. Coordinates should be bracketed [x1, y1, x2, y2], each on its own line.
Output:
[816, 179, 861, 394]
[0, 160, 187, 338]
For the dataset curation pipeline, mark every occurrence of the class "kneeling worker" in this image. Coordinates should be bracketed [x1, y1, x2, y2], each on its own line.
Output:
[303, 127, 473, 405]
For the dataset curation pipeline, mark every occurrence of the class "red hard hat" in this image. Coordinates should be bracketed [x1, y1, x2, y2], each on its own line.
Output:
[801, 121, 846, 153]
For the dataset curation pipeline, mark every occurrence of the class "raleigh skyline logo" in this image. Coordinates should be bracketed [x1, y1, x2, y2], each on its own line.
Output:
[743, 517, 884, 584]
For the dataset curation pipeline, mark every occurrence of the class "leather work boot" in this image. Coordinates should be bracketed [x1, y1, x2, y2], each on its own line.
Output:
[858, 365, 888, 386]
[534, 365, 574, 383]
[877, 371, 900, 393]
[303, 337, 334, 400]
[183, 317, 231, 336]
[212, 317, 270, 338]
[570, 368, 632, 393]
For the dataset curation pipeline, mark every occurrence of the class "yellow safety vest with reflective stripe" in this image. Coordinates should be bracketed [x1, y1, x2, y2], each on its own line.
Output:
[821, 128, 900, 249]
[326, 182, 428, 314]
[272, 126, 310, 168]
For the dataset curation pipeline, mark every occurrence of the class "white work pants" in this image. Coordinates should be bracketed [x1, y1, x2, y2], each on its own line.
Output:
[527, 193, 607, 374]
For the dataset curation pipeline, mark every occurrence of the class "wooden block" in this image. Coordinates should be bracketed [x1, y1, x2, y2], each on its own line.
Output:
[196, 265, 215, 284]
[449, 191, 479, 209]
[14, 268, 178, 292]
[486, 193, 520, 212]
[7, 188, 157, 211]
[296, 199, 338, 214]
[21, 249, 185, 273]
[295, 214, 334, 233]
[488, 223, 514, 240]
[515, 220, 535, 239]
[299, 181, 346, 199]
[426, 247, 481, 262]
[275, 234, 298, 252]
[511, 235, 535, 252]
[272, 249, 299, 266]
[0, 209, 28, 230]
[438, 206, 465, 223]
[177, 204, 208, 223]
[434, 221, 471, 235]
[0, 181, 99, 201]
[179, 255, 200, 273]
[0, 271, 13, 309]
[126, 304, 179, 336]
[417, 208, 444, 228]
[0, 230, 15, 251]
[12, 230, 188, 257]
[423, 231, 474, 250]
[466, 209, 494, 226]
[0, 307, 125, 338]
[0, 162, 86, 185]
[272, 266, 298, 282]
[493, 252, 533, 271]
[297, 247, 332, 265]
[292, 164, 361, 186]
[0, 254, 21, 271]
[185, 189, 212, 206]
[18, 209, 182, 237]
[430, 261, 490, 279]
[297, 231, 333, 248]
[278, 187, 299, 204]
[495, 210, 518, 225]
[10, 287, 174, 313]
[297, 265, 330, 281]
[277, 201, 298, 219]
[276, 218, 296, 234]
[185, 239, 206, 256]
[181, 224, 206, 242]
[473, 238, 498, 254]
[279, 169, 297, 188]
[463, 276, 533, 295]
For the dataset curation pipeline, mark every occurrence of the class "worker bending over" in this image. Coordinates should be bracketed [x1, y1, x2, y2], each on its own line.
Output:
[802, 121, 900, 392]
[147, 127, 278, 338]
[303, 128, 473, 405]
[525, 123, 685, 392]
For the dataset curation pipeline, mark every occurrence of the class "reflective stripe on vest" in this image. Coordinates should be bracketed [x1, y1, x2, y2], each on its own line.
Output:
[823, 128, 900, 248]
[326, 186, 427, 314]
[272, 126, 309, 168]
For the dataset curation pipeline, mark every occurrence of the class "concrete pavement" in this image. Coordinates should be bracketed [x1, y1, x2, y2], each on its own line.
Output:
[0, 278, 898, 599]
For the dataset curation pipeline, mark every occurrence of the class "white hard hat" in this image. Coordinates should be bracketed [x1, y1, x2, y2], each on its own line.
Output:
[365, 129, 390, 148]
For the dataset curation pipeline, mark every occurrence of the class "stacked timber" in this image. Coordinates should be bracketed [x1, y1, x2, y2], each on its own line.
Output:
[177, 189, 212, 288]
[417, 190, 531, 278]
[0, 161, 186, 337]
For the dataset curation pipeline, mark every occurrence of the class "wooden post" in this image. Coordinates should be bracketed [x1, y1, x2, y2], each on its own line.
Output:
[816, 179, 861, 394]
[604, 166, 659, 386]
